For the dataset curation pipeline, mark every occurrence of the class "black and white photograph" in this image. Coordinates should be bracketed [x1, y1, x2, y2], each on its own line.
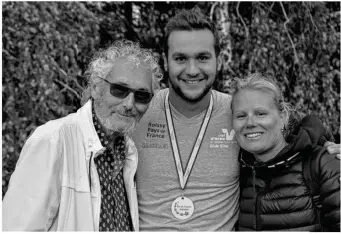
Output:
[2, 1, 340, 231]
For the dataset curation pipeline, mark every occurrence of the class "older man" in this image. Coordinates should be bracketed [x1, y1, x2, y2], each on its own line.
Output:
[2, 40, 162, 231]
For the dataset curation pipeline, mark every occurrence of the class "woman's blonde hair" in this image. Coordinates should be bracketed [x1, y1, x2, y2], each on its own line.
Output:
[231, 72, 302, 138]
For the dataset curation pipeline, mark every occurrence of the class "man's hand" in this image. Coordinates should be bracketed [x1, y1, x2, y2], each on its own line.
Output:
[324, 141, 341, 159]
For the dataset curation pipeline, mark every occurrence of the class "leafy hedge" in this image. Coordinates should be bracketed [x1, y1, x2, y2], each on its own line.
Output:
[221, 2, 340, 139]
[2, 2, 340, 197]
[2, 2, 101, 195]
[125, 2, 340, 139]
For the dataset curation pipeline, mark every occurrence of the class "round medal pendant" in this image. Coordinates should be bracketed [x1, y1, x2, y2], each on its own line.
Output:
[171, 196, 194, 220]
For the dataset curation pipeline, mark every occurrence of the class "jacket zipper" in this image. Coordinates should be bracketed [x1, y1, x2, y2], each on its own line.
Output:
[254, 175, 271, 231]
[251, 166, 261, 231]
[255, 190, 262, 230]
[252, 166, 256, 194]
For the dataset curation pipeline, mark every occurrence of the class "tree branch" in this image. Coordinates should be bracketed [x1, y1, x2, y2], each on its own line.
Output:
[54, 79, 81, 99]
[305, 3, 318, 31]
[248, 50, 256, 74]
[220, 2, 230, 36]
[280, 2, 299, 64]
[3, 49, 20, 61]
[49, 59, 84, 92]
[72, 77, 85, 91]
[237, 1, 249, 39]
[220, 2, 233, 72]
[210, 2, 219, 20]
[308, 11, 318, 31]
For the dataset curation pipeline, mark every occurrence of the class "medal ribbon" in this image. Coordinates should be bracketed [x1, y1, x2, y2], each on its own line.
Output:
[165, 92, 213, 189]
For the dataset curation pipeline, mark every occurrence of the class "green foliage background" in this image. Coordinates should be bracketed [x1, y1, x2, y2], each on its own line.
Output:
[2, 2, 340, 197]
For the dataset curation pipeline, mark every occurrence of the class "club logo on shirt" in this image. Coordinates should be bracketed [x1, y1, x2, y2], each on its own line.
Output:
[210, 129, 236, 148]
[222, 129, 235, 140]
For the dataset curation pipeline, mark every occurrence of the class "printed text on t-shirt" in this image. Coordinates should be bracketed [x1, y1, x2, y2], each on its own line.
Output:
[146, 122, 166, 138]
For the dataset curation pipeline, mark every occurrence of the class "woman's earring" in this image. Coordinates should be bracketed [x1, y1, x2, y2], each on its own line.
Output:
[281, 125, 285, 133]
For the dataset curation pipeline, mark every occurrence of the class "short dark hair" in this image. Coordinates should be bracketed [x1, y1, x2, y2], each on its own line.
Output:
[163, 8, 220, 58]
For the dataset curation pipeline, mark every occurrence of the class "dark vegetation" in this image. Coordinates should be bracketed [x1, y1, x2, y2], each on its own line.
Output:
[2, 2, 340, 196]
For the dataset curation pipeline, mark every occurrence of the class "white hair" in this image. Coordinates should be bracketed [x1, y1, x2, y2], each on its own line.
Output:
[81, 40, 163, 105]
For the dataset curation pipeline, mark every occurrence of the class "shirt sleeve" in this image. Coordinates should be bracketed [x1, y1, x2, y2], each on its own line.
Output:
[2, 130, 62, 231]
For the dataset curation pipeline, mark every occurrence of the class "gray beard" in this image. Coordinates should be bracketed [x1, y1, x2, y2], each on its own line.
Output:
[93, 99, 141, 137]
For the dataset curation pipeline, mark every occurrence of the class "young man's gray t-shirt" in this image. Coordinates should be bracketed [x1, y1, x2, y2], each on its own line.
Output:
[132, 89, 240, 231]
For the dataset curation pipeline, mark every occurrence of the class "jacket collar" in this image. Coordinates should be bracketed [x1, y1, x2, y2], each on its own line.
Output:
[239, 115, 327, 170]
[77, 99, 105, 157]
[77, 99, 137, 161]
[239, 149, 301, 170]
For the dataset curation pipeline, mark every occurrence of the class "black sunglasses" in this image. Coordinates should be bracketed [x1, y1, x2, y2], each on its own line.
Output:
[99, 77, 154, 104]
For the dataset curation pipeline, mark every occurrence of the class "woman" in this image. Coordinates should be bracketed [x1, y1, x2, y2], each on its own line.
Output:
[231, 73, 340, 231]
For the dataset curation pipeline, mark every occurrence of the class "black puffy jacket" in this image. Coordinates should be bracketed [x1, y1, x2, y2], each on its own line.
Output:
[238, 115, 340, 231]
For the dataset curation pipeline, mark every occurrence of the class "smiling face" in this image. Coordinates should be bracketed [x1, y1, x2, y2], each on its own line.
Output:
[232, 89, 287, 162]
[92, 59, 152, 135]
[164, 29, 219, 103]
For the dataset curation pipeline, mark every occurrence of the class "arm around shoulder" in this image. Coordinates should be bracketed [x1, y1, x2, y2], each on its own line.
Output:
[318, 151, 340, 231]
[2, 130, 63, 231]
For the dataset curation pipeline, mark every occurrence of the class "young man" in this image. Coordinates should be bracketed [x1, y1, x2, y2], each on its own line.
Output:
[132, 8, 340, 231]
[132, 9, 238, 231]
[2, 40, 163, 231]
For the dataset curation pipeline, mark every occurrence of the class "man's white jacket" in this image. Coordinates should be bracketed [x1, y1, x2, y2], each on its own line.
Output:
[2, 100, 139, 231]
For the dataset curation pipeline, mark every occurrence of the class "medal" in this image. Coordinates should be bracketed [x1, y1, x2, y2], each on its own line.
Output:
[171, 196, 194, 220]
[165, 92, 213, 220]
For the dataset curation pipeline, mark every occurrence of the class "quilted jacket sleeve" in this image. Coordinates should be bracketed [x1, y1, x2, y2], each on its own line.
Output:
[318, 151, 340, 231]
[2, 127, 63, 231]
